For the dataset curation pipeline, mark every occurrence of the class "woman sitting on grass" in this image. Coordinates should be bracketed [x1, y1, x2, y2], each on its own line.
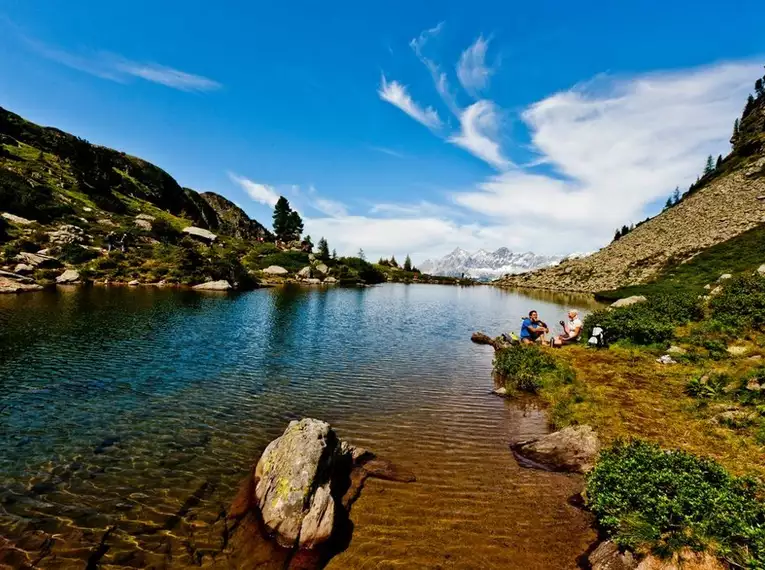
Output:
[552, 310, 583, 347]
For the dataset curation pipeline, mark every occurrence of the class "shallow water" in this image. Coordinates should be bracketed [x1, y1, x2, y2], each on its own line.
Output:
[0, 284, 600, 569]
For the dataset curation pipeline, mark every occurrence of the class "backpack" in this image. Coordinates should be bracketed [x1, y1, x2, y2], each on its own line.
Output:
[588, 325, 607, 348]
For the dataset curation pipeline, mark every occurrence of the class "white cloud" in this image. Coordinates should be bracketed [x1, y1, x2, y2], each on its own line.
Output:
[114, 61, 221, 92]
[456, 35, 494, 95]
[454, 60, 762, 252]
[378, 75, 442, 130]
[369, 146, 405, 158]
[312, 197, 348, 218]
[409, 22, 460, 115]
[26, 37, 220, 92]
[228, 173, 280, 206]
[448, 100, 510, 170]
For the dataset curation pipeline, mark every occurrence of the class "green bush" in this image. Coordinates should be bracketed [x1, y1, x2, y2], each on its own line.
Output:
[0, 169, 71, 221]
[584, 293, 703, 346]
[57, 243, 99, 264]
[586, 440, 765, 566]
[247, 250, 309, 273]
[338, 256, 386, 284]
[710, 275, 765, 330]
[685, 373, 729, 399]
[493, 344, 560, 393]
[150, 218, 182, 244]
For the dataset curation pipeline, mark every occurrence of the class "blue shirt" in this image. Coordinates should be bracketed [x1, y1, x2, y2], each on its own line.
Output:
[520, 318, 534, 339]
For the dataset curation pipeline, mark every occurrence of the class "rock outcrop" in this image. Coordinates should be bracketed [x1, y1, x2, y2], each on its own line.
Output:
[511, 425, 600, 473]
[14, 251, 59, 269]
[55, 269, 80, 284]
[610, 295, 646, 308]
[199, 192, 273, 241]
[48, 224, 86, 245]
[228, 418, 415, 558]
[0, 277, 43, 293]
[192, 280, 232, 291]
[263, 265, 289, 276]
[182, 226, 217, 242]
[589, 541, 637, 570]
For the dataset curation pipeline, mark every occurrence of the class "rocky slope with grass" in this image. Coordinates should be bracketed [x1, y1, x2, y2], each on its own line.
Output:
[495, 84, 765, 294]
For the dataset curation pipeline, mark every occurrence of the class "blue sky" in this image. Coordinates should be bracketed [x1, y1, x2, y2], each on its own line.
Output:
[1, 1, 763, 262]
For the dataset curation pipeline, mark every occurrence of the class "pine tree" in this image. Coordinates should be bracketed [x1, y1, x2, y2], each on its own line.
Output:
[664, 197, 673, 210]
[704, 155, 714, 175]
[672, 186, 681, 205]
[756, 78, 764, 98]
[390, 255, 398, 268]
[613, 228, 622, 241]
[317, 237, 330, 261]
[331, 249, 337, 260]
[272, 197, 293, 241]
[716, 155, 722, 169]
[403, 255, 412, 271]
[358, 248, 366, 261]
[743, 94, 756, 118]
[621, 224, 629, 236]
[731, 118, 740, 147]
[287, 210, 304, 241]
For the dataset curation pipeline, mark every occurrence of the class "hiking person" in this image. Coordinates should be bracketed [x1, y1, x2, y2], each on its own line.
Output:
[552, 310, 583, 347]
[520, 310, 549, 344]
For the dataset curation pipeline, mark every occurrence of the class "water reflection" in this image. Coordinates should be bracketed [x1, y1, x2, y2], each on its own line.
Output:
[0, 284, 597, 568]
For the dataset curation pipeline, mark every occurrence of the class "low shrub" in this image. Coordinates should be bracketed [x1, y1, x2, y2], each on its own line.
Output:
[586, 440, 765, 566]
[57, 243, 99, 264]
[584, 293, 704, 346]
[710, 275, 765, 330]
[338, 256, 386, 284]
[493, 344, 563, 393]
[685, 373, 729, 399]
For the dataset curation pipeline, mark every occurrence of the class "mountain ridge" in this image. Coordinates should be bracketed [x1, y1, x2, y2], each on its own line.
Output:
[420, 247, 563, 281]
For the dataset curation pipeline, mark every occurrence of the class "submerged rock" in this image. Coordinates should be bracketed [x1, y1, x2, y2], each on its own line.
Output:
[610, 295, 646, 308]
[193, 280, 231, 291]
[230, 418, 415, 557]
[0, 277, 43, 294]
[511, 425, 600, 474]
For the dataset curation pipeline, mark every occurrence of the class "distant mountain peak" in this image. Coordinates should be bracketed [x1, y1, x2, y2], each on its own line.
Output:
[419, 248, 563, 282]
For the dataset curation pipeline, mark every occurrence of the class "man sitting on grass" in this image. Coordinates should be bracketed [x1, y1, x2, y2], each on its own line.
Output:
[552, 310, 583, 347]
[520, 310, 549, 344]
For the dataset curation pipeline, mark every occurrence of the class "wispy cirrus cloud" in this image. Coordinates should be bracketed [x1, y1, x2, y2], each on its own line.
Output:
[228, 173, 279, 206]
[409, 21, 460, 115]
[369, 146, 405, 158]
[378, 75, 442, 130]
[25, 36, 221, 92]
[456, 35, 494, 95]
[449, 100, 510, 169]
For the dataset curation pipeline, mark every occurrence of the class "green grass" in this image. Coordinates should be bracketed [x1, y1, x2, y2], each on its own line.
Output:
[598, 223, 765, 300]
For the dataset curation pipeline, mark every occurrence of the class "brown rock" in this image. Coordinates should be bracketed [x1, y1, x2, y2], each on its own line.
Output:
[589, 541, 637, 570]
[512, 425, 600, 473]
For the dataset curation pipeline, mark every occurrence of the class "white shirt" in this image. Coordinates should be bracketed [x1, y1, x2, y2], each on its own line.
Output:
[567, 318, 583, 337]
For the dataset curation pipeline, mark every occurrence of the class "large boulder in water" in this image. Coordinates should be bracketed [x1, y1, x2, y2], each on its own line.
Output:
[511, 425, 600, 473]
[254, 419, 342, 548]
[230, 418, 415, 558]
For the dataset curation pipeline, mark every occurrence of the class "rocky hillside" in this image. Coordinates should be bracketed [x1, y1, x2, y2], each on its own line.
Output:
[495, 80, 765, 294]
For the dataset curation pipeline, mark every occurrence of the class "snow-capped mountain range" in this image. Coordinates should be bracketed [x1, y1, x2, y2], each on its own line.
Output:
[419, 248, 577, 281]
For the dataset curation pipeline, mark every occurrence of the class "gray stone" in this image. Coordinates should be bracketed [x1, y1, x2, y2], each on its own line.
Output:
[610, 295, 646, 308]
[14, 263, 34, 274]
[492, 387, 508, 397]
[1, 212, 34, 225]
[746, 379, 762, 392]
[709, 285, 723, 297]
[55, 269, 80, 284]
[263, 265, 289, 275]
[182, 226, 217, 242]
[0, 277, 43, 294]
[14, 252, 59, 268]
[254, 419, 341, 548]
[297, 266, 312, 278]
[48, 224, 86, 245]
[718, 273, 732, 281]
[98, 218, 117, 227]
[305, 278, 322, 285]
[324, 276, 337, 284]
[757, 264, 765, 276]
[512, 425, 600, 473]
[128, 280, 140, 286]
[192, 280, 232, 291]
[589, 541, 637, 570]
[656, 354, 677, 365]
[315, 263, 329, 275]
[703, 283, 712, 290]
[0, 269, 35, 283]
[727, 345, 748, 356]
[135, 213, 156, 221]
[134, 219, 152, 231]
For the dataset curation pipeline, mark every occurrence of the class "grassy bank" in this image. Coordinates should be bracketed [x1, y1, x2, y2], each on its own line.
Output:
[493, 277, 765, 567]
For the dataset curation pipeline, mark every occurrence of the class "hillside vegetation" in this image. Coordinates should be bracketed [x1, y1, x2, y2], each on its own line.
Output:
[0, 107, 470, 290]
[495, 74, 765, 294]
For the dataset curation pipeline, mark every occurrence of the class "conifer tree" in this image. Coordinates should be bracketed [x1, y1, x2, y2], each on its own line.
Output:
[317, 237, 330, 261]
[716, 155, 722, 169]
[403, 255, 412, 271]
[621, 224, 629, 236]
[273, 197, 292, 241]
[613, 228, 622, 241]
[731, 118, 740, 147]
[390, 255, 398, 268]
[672, 187, 681, 205]
[704, 155, 714, 175]
[332, 249, 337, 260]
[664, 197, 673, 210]
[756, 78, 764, 98]
[743, 94, 756, 118]
[287, 210, 304, 241]
[358, 248, 366, 261]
